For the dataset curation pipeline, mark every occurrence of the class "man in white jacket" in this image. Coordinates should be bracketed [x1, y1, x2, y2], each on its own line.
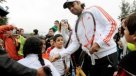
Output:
[51, 0, 118, 76]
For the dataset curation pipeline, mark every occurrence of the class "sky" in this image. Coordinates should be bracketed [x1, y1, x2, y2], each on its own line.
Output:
[1, 0, 132, 35]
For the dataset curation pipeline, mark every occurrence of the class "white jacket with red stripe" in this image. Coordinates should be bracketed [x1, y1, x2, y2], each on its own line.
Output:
[60, 6, 117, 59]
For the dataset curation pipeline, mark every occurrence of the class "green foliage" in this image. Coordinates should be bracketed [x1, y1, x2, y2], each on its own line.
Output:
[0, 0, 8, 25]
[131, 0, 136, 13]
[119, 0, 136, 19]
[0, 17, 8, 25]
[119, 0, 130, 19]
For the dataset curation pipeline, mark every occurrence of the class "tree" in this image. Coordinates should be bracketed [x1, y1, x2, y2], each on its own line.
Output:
[119, 0, 131, 19]
[0, 17, 8, 25]
[119, 0, 136, 19]
[131, 0, 136, 13]
[0, 0, 8, 25]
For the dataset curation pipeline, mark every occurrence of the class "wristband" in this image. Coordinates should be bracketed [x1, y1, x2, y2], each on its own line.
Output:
[59, 54, 61, 59]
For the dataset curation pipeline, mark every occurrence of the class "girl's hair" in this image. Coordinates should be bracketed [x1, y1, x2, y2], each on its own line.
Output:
[23, 37, 52, 76]
[23, 37, 42, 57]
[58, 22, 62, 32]
[53, 34, 63, 42]
[124, 13, 136, 35]
[58, 20, 72, 33]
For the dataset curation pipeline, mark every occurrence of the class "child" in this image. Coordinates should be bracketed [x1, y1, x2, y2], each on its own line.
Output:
[49, 34, 70, 76]
[116, 13, 136, 75]
[18, 37, 60, 76]
[43, 37, 55, 59]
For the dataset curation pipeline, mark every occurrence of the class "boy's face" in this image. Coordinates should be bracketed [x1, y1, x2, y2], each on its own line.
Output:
[55, 36, 63, 49]
[124, 26, 135, 44]
[50, 39, 54, 47]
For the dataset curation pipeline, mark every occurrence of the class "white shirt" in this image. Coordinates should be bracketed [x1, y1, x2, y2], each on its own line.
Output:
[120, 36, 128, 58]
[50, 47, 70, 75]
[60, 6, 117, 60]
[18, 54, 60, 76]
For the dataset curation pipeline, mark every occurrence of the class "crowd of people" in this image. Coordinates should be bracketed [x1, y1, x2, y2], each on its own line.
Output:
[0, 0, 136, 76]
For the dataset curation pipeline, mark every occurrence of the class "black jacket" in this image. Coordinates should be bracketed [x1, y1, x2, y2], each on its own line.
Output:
[0, 49, 37, 76]
[119, 51, 136, 75]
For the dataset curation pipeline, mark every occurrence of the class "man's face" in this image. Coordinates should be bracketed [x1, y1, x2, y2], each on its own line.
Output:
[48, 29, 54, 36]
[67, 2, 82, 15]
[54, 21, 59, 27]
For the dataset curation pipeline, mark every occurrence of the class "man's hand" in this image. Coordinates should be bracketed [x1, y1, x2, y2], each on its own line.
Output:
[90, 43, 100, 54]
[37, 67, 45, 76]
[49, 54, 60, 62]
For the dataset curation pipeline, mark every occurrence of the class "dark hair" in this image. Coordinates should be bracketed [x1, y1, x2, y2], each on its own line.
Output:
[23, 37, 52, 76]
[81, 3, 85, 9]
[124, 13, 136, 35]
[63, 1, 85, 9]
[49, 28, 55, 32]
[55, 20, 59, 23]
[53, 34, 63, 42]
[120, 26, 124, 36]
[33, 29, 38, 35]
[23, 37, 42, 56]
[121, 17, 126, 22]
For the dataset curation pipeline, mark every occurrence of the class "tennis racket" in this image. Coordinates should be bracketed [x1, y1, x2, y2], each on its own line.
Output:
[75, 11, 96, 52]
[75, 11, 97, 65]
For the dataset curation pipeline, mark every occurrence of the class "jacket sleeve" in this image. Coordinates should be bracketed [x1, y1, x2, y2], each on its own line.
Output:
[0, 25, 15, 40]
[0, 53, 37, 76]
[60, 30, 80, 57]
[92, 6, 117, 47]
[0, 25, 14, 34]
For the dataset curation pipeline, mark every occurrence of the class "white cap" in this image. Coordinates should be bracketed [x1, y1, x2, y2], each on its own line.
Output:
[63, 0, 83, 9]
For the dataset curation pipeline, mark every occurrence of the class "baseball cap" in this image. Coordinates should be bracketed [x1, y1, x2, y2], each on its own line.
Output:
[0, 6, 9, 17]
[63, 0, 83, 9]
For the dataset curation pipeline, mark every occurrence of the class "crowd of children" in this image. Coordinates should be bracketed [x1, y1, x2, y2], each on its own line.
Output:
[0, 0, 136, 76]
